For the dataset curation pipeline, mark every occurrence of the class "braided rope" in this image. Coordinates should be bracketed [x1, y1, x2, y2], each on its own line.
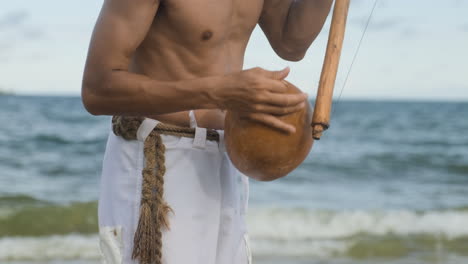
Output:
[111, 115, 219, 264]
[112, 116, 143, 140]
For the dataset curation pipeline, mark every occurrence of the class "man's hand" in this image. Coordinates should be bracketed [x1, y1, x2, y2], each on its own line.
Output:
[211, 67, 308, 133]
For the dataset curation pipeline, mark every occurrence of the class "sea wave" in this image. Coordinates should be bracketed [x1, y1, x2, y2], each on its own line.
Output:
[248, 207, 468, 257]
[247, 207, 468, 240]
[2, 196, 468, 239]
[0, 197, 97, 237]
[0, 235, 100, 261]
[1, 233, 467, 261]
[33, 134, 105, 146]
[1, 196, 468, 259]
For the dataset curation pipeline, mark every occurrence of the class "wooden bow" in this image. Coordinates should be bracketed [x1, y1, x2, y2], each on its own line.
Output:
[311, 0, 351, 140]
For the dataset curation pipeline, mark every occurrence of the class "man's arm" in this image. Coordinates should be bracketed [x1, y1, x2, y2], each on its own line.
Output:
[82, 0, 307, 132]
[82, 0, 216, 116]
[259, 0, 333, 61]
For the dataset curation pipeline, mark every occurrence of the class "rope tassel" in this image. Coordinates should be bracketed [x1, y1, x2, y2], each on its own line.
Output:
[132, 202, 158, 263]
[132, 132, 171, 264]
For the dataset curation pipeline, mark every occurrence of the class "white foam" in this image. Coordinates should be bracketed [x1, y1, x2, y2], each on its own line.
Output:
[2, 208, 468, 260]
[0, 234, 100, 260]
[252, 238, 350, 258]
[0, 233, 348, 260]
[247, 207, 468, 240]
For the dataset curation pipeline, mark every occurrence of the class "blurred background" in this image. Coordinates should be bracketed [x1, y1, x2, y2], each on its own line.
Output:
[1, 0, 467, 263]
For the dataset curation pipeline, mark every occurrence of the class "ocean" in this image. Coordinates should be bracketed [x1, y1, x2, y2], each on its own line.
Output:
[0, 95, 467, 264]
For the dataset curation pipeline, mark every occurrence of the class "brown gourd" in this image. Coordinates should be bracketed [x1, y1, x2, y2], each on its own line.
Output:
[224, 82, 313, 181]
[224, 0, 351, 181]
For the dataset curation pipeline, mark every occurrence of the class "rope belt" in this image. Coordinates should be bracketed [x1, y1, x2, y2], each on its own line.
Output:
[111, 116, 219, 264]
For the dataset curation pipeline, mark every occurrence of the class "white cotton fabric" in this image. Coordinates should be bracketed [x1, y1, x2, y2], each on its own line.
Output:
[99, 226, 123, 264]
[98, 113, 251, 264]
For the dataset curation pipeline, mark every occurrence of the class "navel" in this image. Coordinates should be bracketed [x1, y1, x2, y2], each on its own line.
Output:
[201, 30, 213, 41]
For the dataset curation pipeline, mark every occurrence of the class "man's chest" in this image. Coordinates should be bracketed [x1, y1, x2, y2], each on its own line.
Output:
[158, 0, 265, 44]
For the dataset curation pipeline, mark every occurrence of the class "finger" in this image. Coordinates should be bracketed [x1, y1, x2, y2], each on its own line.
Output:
[260, 79, 289, 93]
[248, 113, 296, 134]
[264, 67, 290, 80]
[258, 92, 308, 107]
[254, 102, 306, 116]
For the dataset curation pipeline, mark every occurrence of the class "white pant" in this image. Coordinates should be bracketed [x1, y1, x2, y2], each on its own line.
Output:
[98, 113, 251, 264]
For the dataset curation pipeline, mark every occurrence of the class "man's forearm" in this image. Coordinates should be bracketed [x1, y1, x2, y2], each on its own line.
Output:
[260, 0, 333, 61]
[283, 0, 333, 51]
[82, 70, 222, 116]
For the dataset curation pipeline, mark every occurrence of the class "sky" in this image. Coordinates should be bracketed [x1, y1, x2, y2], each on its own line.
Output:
[0, 0, 467, 101]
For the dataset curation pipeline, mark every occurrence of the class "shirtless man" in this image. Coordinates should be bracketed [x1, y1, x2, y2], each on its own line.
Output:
[82, 0, 332, 263]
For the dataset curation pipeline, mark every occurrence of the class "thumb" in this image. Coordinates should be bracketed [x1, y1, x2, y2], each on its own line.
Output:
[268, 67, 290, 80]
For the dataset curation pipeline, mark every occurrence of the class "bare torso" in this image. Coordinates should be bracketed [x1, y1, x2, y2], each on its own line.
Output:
[83, 0, 331, 132]
[133, 0, 264, 129]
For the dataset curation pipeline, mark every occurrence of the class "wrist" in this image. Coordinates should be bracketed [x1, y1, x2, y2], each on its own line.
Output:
[203, 74, 234, 110]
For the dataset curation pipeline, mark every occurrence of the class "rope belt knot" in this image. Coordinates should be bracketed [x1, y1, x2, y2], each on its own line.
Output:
[111, 115, 219, 264]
